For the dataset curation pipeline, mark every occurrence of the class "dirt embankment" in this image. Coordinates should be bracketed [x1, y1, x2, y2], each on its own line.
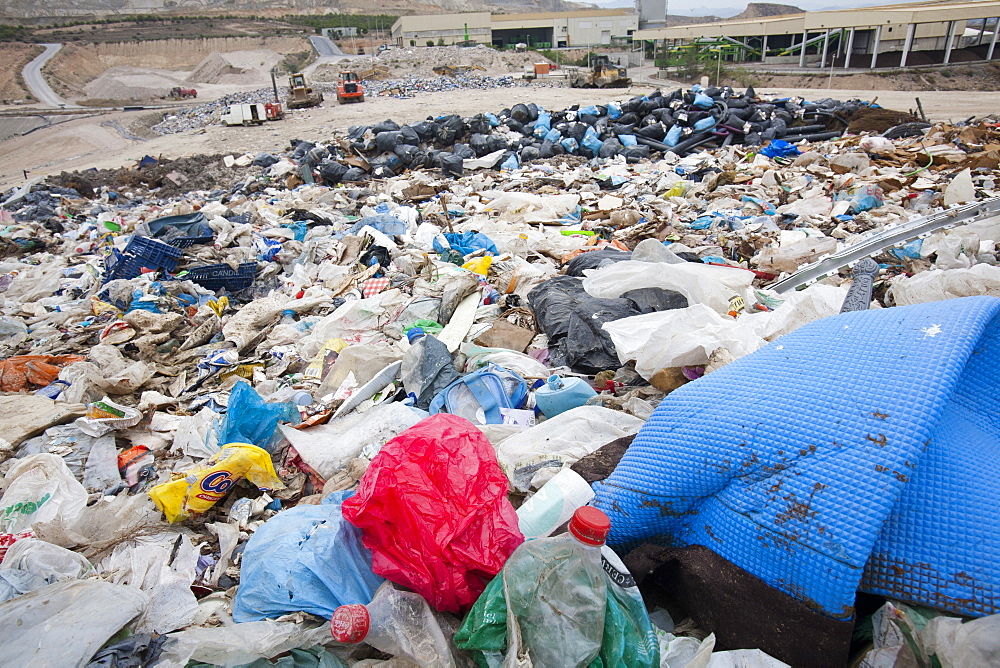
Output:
[747, 62, 1000, 92]
[43, 36, 310, 97]
[0, 43, 43, 104]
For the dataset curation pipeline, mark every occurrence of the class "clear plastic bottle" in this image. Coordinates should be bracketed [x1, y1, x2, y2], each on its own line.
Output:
[400, 327, 459, 409]
[330, 582, 457, 667]
[503, 506, 610, 667]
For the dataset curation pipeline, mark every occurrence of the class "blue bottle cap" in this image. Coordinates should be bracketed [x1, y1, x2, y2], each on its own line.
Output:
[282, 309, 296, 318]
[406, 327, 426, 343]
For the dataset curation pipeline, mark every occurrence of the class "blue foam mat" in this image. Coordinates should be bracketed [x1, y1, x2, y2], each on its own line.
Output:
[593, 296, 1000, 619]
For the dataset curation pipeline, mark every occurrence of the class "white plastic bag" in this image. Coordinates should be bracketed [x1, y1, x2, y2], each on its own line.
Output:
[889, 264, 1000, 306]
[581, 260, 754, 314]
[155, 618, 334, 667]
[496, 406, 645, 491]
[0, 579, 148, 666]
[604, 305, 768, 380]
[279, 402, 424, 479]
[100, 533, 199, 635]
[0, 454, 87, 534]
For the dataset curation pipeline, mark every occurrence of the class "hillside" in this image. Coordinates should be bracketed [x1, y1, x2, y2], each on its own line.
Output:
[729, 2, 803, 19]
[0, 0, 592, 21]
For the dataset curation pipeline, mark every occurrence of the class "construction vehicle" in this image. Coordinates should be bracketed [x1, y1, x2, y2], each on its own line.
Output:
[285, 72, 323, 110]
[264, 102, 284, 121]
[336, 71, 364, 104]
[568, 55, 631, 89]
[168, 87, 197, 99]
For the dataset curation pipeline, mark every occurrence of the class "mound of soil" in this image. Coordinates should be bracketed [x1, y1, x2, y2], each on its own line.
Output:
[48, 153, 254, 199]
[846, 107, 921, 134]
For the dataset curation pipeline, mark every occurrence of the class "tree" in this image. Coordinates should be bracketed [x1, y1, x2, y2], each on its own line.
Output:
[426, 40, 434, 47]
[410, 39, 416, 46]
[437, 37, 445, 46]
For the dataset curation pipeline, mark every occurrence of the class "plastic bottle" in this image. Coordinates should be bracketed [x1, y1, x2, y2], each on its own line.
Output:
[278, 309, 297, 326]
[330, 583, 457, 667]
[401, 327, 459, 409]
[516, 468, 596, 540]
[503, 507, 610, 667]
[462, 255, 493, 276]
[534, 374, 597, 418]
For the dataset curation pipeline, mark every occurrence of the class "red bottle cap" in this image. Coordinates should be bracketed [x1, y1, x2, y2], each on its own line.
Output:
[569, 506, 611, 546]
[330, 604, 370, 643]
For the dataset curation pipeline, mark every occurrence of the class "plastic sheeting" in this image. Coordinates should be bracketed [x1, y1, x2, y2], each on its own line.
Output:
[496, 406, 645, 491]
[595, 296, 1000, 620]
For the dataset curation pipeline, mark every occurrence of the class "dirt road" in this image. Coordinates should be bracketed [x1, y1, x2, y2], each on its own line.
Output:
[22, 43, 69, 108]
[1, 83, 996, 192]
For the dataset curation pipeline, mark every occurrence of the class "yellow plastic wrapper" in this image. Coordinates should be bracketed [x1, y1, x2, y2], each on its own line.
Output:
[148, 443, 284, 523]
[663, 182, 690, 198]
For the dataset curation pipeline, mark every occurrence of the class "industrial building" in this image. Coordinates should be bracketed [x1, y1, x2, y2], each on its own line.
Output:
[390, 9, 639, 49]
[633, 0, 1000, 69]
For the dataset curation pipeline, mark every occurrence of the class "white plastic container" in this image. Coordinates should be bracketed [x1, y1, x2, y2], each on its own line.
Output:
[516, 468, 595, 540]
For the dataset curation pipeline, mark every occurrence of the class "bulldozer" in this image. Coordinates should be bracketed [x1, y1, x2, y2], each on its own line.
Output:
[336, 71, 365, 104]
[285, 72, 323, 110]
[568, 55, 631, 89]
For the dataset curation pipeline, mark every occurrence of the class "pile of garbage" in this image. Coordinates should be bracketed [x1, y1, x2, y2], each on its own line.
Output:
[153, 89, 291, 136]
[320, 74, 521, 101]
[238, 86, 902, 185]
[2, 85, 1000, 666]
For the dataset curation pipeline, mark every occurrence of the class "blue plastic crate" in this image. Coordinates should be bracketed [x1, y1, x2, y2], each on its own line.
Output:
[104, 236, 183, 283]
[183, 261, 257, 292]
[165, 234, 214, 249]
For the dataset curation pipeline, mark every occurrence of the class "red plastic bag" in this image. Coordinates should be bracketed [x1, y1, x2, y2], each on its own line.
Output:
[342, 413, 524, 613]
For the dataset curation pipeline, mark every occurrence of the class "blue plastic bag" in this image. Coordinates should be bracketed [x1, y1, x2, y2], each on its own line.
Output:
[760, 140, 802, 159]
[233, 491, 384, 622]
[433, 231, 499, 257]
[618, 134, 637, 147]
[501, 153, 519, 172]
[218, 380, 300, 452]
[607, 102, 622, 120]
[693, 93, 714, 109]
[582, 127, 603, 156]
[347, 214, 408, 237]
[543, 128, 562, 143]
[664, 125, 682, 147]
[560, 137, 579, 153]
[485, 112, 500, 127]
[578, 105, 599, 117]
[693, 116, 716, 132]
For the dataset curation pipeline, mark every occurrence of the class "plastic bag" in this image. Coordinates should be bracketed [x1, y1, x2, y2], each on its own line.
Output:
[581, 260, 754, 316]
[278, 402, 423, 479]
[155, 618, 335, 668]
[218, 380, 299, 451]
[0, 454, 88, 534]
[148, 443, 283, 523]
[234, 491, 384, 622]
[433, 231, 498, 257]
[760, 140, 801, 159]
[603, 304, 768, 379]
[0, 537, 92, 602]
[342, 414, 524, 613]
[889, 264, 1000, 306]
[496, 406, 645, 491]
[1, 579, 148, 667]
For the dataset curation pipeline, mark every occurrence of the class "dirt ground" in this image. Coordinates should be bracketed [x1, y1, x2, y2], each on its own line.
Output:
[739, 61, 1000, 92]
[0, 43, 43, 104]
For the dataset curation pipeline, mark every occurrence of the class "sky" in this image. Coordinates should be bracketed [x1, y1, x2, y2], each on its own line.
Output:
[586, 0, 929, 16]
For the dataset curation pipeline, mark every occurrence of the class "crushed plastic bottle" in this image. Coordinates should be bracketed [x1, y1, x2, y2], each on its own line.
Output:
[456, 506, 659, 667]
[331, 582, 458, 667]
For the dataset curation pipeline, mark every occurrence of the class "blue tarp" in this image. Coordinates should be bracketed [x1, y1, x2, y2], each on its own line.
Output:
[594, 296, 1000, 620]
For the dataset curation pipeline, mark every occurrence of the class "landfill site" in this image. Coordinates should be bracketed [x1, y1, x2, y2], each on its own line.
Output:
[4, 25, 1000, 668]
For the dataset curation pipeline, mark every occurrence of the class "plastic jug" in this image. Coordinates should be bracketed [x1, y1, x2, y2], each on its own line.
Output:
[534, 374, 597, 418]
